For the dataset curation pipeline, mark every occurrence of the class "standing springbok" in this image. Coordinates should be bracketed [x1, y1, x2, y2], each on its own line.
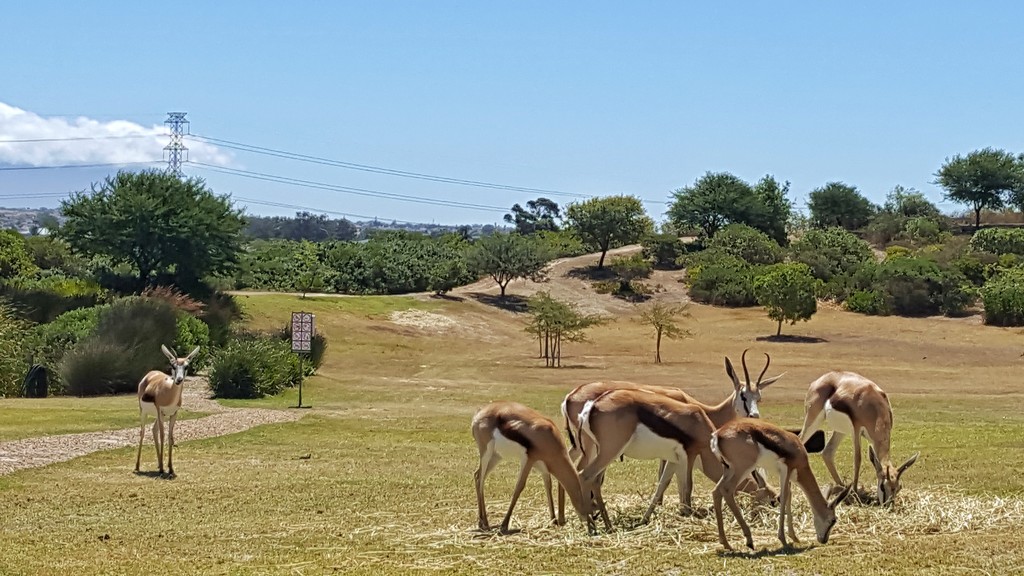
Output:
[575, 388, 769, 531]
[471, 401, 595, 534]
[797, 371, 919, 505]
[134, 344, 200, 477]
[711, 418, 853, 550]
[556, 349, 788, 522]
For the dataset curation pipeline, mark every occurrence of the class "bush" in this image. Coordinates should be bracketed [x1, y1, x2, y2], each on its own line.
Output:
[981, 268, 1024, 326]
[59, 339, 140, 396]
[753, 263, 819, 335]
[970, 228, 1024, 256]
[0, 273, 104, 323]
[870, 257, 974, 317]
[25, 305, 104, 393]
[902, 217, 949, 244]
[0, 302, 29, 397]
[642, 233, 688, 269]
[209, 335, 302, 399]
[789, 227, 873, 282]
[706, 224, 783, 265]
[201, 292, 244, 347]
[685, 253, 759, 307]
[175, 314, 211, 371]
[844, 290, 890, 315]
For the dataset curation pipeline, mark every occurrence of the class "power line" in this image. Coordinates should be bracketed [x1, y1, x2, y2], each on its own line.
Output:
[233, 196, 441, 225]
[0, 160, 163, 171]
[0, 135, 159, 143]
[188, 161, 509, 213]
[186, 133, 594, 200]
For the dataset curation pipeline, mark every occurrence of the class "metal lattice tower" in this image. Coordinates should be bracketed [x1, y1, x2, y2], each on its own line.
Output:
[163, 112, 190, 176]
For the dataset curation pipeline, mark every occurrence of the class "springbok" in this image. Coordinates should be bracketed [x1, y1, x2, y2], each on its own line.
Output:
[711, 418, 853, 550]
[471, 401, 595, 534]
[557, 349, 789, 521]
[574, 388, 770, 531]
[797, 371, 919, 505]
[134, 344, 200, 477]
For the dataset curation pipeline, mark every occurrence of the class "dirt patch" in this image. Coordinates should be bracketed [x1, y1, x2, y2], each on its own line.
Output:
[389, 309, 460, 331]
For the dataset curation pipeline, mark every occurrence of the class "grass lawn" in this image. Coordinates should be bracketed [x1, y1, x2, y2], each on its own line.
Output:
[1, 290, 1023, 574]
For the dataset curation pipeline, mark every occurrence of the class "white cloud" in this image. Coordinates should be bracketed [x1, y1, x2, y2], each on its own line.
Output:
[0, 102, 232, 167]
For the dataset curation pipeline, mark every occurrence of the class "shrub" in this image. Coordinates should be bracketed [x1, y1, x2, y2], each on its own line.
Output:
[59, 339, 140, 396]
[844, 290, 890, 315]
[885, 245, 913, 260]
[870, 257, 975, 317]
[0, 302, 29, 397]
[0, 273, 104, 323]
[970, 228, 1024, 256]
[642, 233, 688, 269]
[685, 253, 759, 307]
[902, 217, 949, 244]
[208, 335, 302, 398]
[706, 224, 783, 265]
[981, 268, 1024, 326]
[25, 305, 104, 393]
[201, 292, 244, 347]
[175, 314, 211, 371]
[789, 227, 873, 282]
[0, 230, 36, 279]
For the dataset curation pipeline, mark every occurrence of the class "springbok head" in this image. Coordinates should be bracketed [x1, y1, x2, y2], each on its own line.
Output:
[161, 344, 201, 385]
[723, 349, 785, 418]
[869, 446, 920, 506]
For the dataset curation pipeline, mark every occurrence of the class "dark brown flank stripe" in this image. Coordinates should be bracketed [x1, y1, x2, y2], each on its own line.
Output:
[750, 427, 794, 460]
[636, 404, 694, 447]
[141, 392, 156, 403]
[497, 415, 533, 451]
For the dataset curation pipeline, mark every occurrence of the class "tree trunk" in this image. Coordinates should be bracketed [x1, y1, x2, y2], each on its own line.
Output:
[975, 206, 982, 231]
[655, 330, 662, 364]
[776, 319, 783, 337]
[498, 281, 508, 297]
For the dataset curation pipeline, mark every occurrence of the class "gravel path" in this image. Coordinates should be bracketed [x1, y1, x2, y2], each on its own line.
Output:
[0, 377, 306, 476]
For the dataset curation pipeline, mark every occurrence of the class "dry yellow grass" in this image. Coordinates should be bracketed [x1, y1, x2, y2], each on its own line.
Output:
[0, 252, 1022, 574]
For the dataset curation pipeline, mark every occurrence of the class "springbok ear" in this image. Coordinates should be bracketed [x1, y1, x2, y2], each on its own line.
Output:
[724, 357, 741, 390]
[757, 372, 786, 389]
[186, 346, 201, 361]
[897, 452, 920, 479]
[829, 484, 853, 509]
[161, 344, 177, 361]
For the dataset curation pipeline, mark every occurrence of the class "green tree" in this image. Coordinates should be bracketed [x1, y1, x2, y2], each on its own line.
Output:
[935, 148, 1024, 229]
[706, 224, 783, 265]
[883, 185, 941, 218]
[292, 240, 325, 298]
[0, 230, 37, 279]
[753, 262, 818, 336]
[564, 195, 653, 268]
[808, 182, 877, 231]
[668, 172, 791, 244]
[59, 170, 246, 290]
[466, 232, 552, 297]
[503, 197, 562, 235]
[639, 302, 693, 363]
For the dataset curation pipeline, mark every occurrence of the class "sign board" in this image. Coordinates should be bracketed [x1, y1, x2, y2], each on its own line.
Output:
[291, 311, 315, 353]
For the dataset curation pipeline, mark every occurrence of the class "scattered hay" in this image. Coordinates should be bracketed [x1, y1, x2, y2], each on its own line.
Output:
[388, 309, 459, 331]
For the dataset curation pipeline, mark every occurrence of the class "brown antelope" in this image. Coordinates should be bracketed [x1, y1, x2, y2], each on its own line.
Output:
[574, 388, 771, 531]
[471, 401, 595, 534]
[134, 344, 200, 477]
[556, 349, 789, 521]
[797, 371, 919, 505]
[711, 418, 853, 550]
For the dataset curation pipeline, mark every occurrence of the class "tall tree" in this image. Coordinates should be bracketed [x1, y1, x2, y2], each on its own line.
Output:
[564, 195, 653, 268]
[935, 148, 1024, 229]
[503, 197, 562, 235]
[667, 172, 791, 243]
[59, 169, 247, 290]
[753, 263, 818, 336]
[807, 182, 877, 231]
[466, 232, 552, 297]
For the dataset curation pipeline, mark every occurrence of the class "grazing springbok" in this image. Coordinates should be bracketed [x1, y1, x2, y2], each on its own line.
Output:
[575, 388, 770, 531]
[711, 418, 853, 550]
[797, 371, 919, 505]
[134, 344, 200, 477]
[471, 401, 595, 534]
[556, 349, 788, 521]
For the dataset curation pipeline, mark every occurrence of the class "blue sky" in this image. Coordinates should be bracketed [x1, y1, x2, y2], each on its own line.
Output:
[2, 1, 1023, 225]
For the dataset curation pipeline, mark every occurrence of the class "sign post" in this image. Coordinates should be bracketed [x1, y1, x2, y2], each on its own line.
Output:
[290, 311, 315, 409]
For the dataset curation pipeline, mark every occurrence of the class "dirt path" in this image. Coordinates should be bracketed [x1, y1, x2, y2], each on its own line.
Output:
[0, 377, 306, 477]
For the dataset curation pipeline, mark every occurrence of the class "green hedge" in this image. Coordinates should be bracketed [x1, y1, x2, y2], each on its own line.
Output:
[209, 334, 302, 399]
[981, 268, 1024, 326]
